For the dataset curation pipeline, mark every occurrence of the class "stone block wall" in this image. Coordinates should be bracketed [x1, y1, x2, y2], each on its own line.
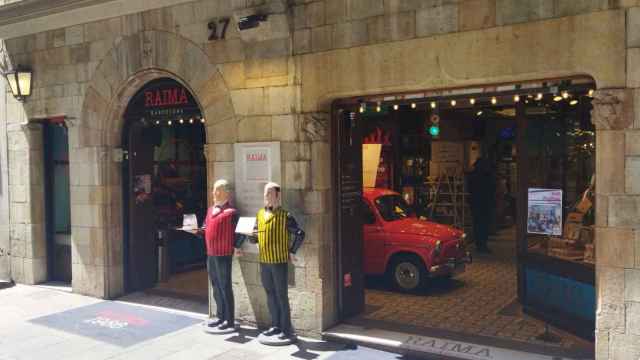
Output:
[0, 74, 10, 280]
[291, 0, 620, 57]
[591, 7, 640, 358]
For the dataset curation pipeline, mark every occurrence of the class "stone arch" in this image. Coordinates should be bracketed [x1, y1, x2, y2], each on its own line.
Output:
[69, 30, 235, 298]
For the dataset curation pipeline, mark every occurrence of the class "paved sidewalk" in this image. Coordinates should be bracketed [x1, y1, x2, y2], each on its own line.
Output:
[0, 284, 409, 360]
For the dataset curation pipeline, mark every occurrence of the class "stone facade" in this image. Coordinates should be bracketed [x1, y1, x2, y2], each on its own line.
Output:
[0, 0, 637, 356]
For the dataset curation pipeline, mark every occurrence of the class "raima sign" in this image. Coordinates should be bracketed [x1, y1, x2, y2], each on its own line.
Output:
[125, 79, 202, 120]
[144, 88, 189, 108]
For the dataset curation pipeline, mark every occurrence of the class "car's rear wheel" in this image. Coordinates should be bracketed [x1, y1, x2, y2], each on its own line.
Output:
[389, 255, 428, 292]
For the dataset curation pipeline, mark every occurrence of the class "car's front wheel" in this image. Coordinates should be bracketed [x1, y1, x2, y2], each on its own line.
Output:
[388, 255, 428, 292]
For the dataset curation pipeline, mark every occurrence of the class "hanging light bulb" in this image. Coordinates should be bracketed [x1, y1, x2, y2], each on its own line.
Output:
[570, 99, 578, 106]
[476, 110, 483, 116]
[430, 101, 436, 109]
[562, 91, 570, 99]
[514, 94, 520, 102]
[155, 120, 160, 125]
[588, 89, 595, 97]
[189, 118, 194, 124]
[393, 104, 399, 110]
[179, 118, 184, 124]
[168, 120, 172, 125]
[376, 102, 381, 112]
[553, 95, 563, 102]
[536, 93, 543, 101]
[450, 99, 456, 106]
[469, 98, 476, 105]
[359, 104, 365, 113]
[200, 117, 206, 123]
[491, 97, 497, 105]
[411, 102, 416, 109]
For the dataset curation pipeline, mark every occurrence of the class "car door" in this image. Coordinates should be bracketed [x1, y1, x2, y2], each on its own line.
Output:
[362, 198, 387, 275]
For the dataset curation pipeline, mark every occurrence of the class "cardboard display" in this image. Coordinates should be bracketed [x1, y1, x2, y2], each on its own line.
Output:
[362, 144, 382, 188]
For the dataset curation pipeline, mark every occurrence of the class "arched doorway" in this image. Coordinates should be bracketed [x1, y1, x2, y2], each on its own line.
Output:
[122, 78, 207, 295]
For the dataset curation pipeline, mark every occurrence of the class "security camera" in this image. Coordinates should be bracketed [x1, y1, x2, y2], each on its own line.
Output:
[237, 14, 268, 31]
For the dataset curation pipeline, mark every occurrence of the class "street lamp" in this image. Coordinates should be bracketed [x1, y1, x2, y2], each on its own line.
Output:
[4, 66, 32, 102]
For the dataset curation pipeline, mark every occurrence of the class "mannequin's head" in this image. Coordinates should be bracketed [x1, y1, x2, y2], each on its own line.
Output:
[264, 182, 281, 208]
[213, 179, 231, 205]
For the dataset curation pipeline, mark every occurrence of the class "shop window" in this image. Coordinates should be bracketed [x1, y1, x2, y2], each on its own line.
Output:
[524, 96, 595, 266]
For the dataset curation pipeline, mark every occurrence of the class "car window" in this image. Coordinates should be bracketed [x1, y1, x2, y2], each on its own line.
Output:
[375, 195, 413, 221]
[361, 199, 376, 224]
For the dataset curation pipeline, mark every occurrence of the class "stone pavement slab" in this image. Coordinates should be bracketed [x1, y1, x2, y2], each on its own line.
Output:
[0, 285, 350, 360]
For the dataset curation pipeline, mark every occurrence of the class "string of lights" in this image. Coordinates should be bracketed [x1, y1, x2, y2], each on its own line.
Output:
[355, 81, 595, 114]
[151, 116, 206, 126]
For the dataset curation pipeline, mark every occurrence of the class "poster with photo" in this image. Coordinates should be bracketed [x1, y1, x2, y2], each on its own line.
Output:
[527, 188, 563, 236]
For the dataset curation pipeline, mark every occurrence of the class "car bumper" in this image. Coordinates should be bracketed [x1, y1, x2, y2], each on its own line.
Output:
[428, 252, 473, 277]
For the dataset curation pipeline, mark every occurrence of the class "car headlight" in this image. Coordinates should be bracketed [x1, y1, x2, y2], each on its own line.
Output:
[434, 240, 442, 256]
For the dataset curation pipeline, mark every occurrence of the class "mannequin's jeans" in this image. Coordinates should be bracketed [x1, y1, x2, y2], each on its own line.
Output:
[260, 263, 293, 335]
[207, 255, 234, 324]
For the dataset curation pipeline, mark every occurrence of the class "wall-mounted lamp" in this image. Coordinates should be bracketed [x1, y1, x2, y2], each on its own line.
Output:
[237, 14, 268, 31]
[4, 65, 32, 102]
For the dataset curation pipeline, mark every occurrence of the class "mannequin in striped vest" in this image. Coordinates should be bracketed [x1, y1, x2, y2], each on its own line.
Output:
[254, 182, 305, 342]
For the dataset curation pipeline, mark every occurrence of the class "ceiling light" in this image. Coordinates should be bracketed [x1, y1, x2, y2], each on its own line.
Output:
[491, 97, 497, 105]
[430, 101, 436, 109]
[168, 120, 172, 125]
[179, 118, 184, 124]
[393, 104, 399, 110]
[450, 99, 456, 106]
[470, 98, 476, 105]
[376, 102, 381, 112]
[536, 93, 543, 101]
[189, 118, 194, 124]
[200, 117, 206, 123]
[477, 110, 483, 116]
[553, 95, 563, 102]
[514, 95, 520, 102]
[411, 102, 416, 109]
[562, 91, 569, 99]
[570, 99, 578, 106]
[588, 89, 595, 97]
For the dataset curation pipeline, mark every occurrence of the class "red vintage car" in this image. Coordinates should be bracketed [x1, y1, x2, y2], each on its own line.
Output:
[362, 188, 472, 292]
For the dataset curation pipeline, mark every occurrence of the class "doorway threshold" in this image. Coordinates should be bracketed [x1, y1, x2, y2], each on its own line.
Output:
[323, 318, 593, 360]
[35, 281, 72, 293]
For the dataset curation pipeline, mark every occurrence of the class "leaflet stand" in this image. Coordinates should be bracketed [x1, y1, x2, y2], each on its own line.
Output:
[533, 264, 561, 344]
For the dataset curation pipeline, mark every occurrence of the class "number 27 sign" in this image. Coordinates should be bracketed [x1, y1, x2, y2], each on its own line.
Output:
[208, 18, 231, 40]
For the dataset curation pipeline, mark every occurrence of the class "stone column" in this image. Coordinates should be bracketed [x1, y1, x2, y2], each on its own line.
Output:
[7, 120, 47, 285]
[590, 88, 640, 359]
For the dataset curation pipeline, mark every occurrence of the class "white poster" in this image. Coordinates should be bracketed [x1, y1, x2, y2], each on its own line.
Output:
[527, 188, 563, 236]
[234, 142, 281, 217]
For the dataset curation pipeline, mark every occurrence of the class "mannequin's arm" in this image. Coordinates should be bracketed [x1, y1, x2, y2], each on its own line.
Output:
[287, 214, 305, 254]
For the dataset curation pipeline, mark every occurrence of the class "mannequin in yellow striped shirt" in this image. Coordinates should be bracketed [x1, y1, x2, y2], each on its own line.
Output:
[254, 182, 304, 342]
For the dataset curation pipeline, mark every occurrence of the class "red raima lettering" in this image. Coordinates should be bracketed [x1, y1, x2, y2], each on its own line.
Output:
[246, 153, 267, 161]
[144, 88, 189, 107]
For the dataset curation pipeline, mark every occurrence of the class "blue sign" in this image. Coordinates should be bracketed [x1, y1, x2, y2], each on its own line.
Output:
[524, 267, 595, 322]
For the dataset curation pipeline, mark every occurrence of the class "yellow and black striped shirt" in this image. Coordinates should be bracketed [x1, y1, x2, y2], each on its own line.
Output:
[256, 207, 291, 264]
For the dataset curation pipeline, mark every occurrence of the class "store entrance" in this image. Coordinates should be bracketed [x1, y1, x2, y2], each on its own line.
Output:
[122, 78, 208, 300]
[332, 79, 596, 358]
[44, 119, 72, 283]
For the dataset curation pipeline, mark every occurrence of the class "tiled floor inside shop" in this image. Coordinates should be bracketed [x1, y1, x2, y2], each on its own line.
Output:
[358, 227, 594, 354]
[154, 268, 209, 300]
